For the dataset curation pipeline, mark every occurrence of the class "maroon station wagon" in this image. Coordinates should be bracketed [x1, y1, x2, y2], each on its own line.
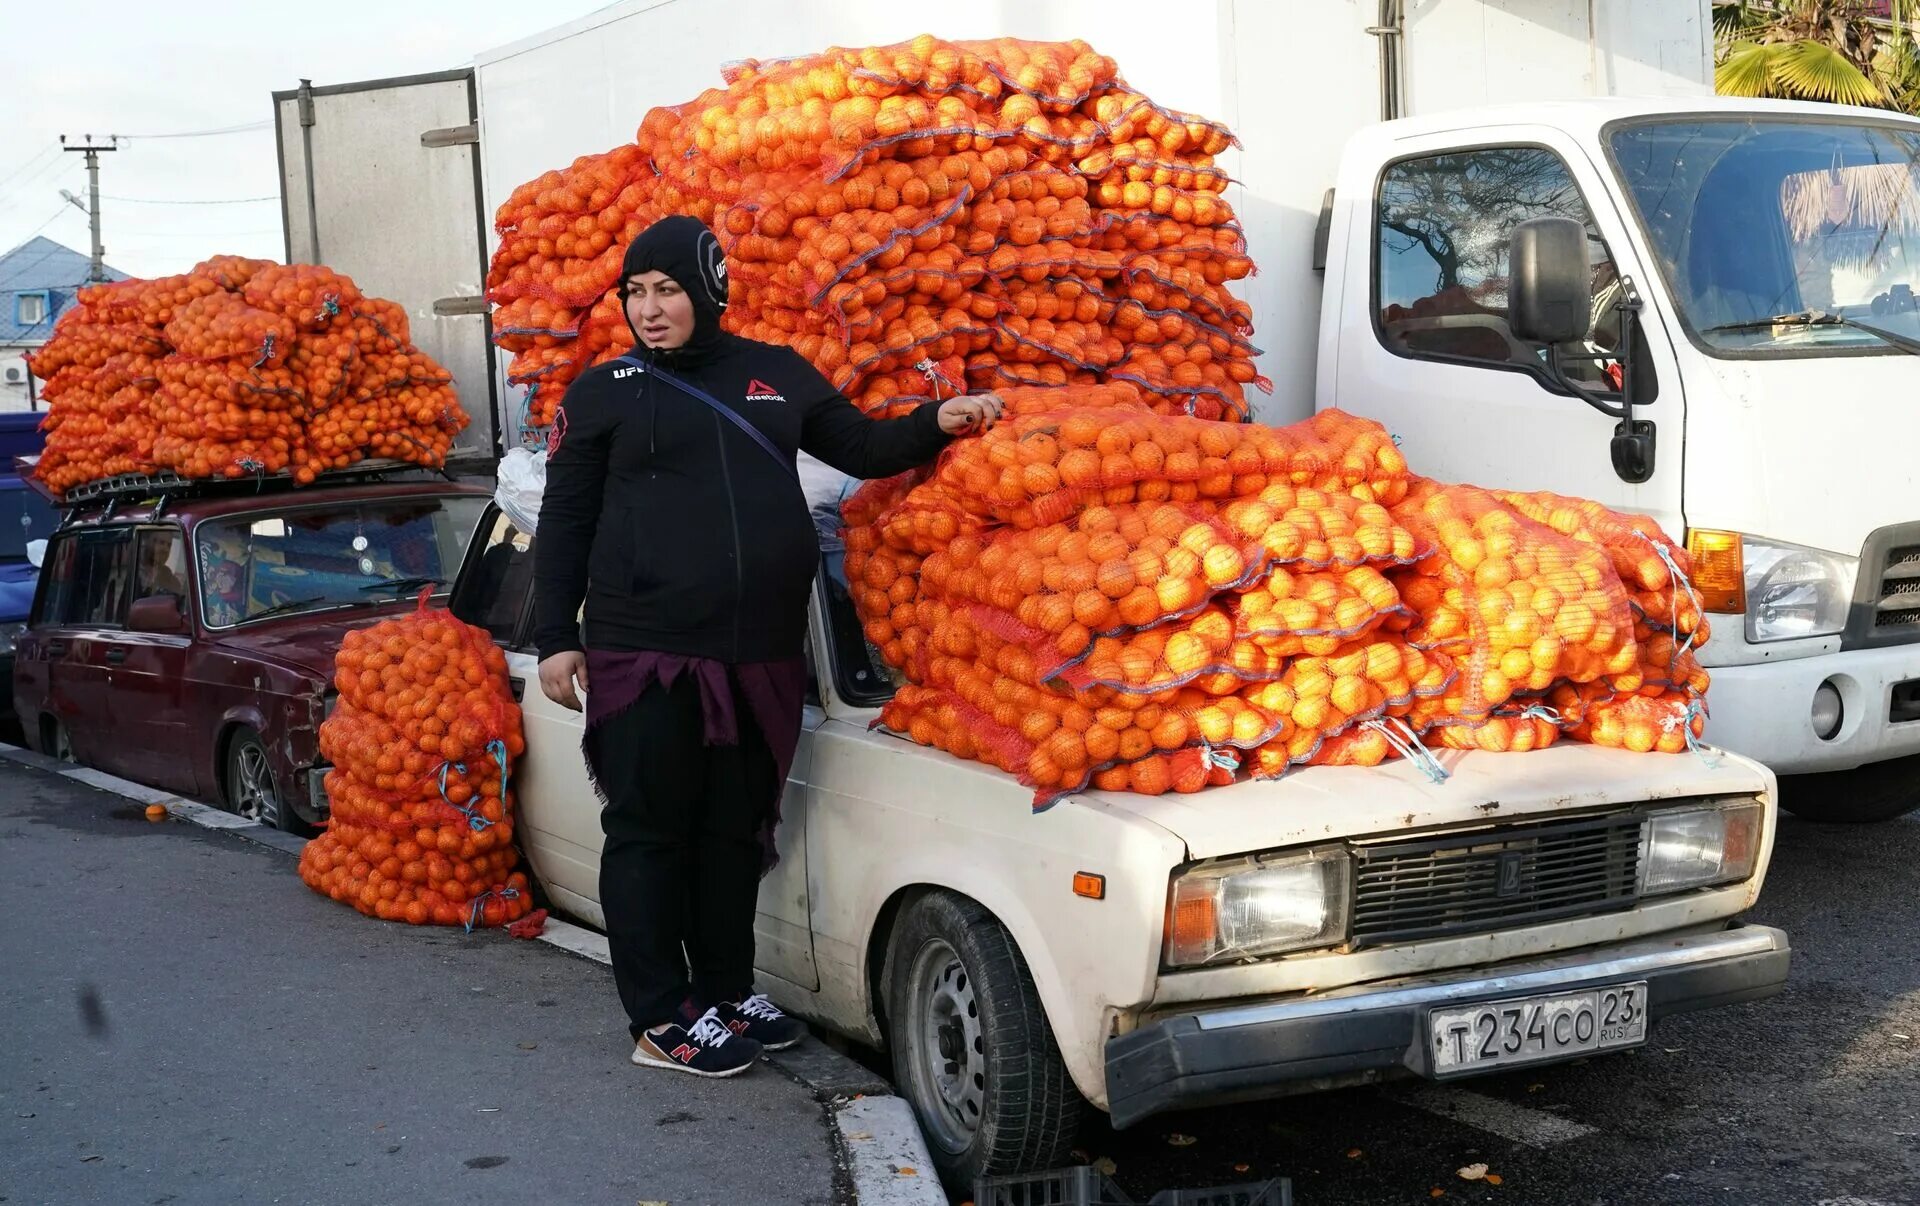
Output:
[13, 481, 489, 831]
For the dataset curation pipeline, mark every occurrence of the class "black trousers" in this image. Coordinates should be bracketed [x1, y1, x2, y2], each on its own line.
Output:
[587, 675, 775, 1037]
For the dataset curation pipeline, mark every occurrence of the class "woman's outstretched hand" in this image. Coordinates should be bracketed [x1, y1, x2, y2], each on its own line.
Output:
[936, 392, 1005, 436]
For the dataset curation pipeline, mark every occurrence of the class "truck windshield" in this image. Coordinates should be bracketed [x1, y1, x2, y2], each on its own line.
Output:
[1609, 116, 1920, 356]
[194, 495, 486, 629]
[0, 487, 58, 561]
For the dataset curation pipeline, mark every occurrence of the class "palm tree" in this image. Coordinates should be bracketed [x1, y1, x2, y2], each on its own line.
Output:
[1713, 1, 1920, 109]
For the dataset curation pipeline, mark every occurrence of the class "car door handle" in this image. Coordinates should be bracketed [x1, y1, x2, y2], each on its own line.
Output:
[105, 648, 128, 665]
[45, 641, 66, 657]
[508, 676, 525, 702]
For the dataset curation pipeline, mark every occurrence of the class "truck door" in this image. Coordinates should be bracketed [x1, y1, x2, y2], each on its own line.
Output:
[1328, 129, 1686, 537]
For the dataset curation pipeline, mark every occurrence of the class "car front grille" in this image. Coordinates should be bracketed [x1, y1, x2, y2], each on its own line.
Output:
[1350, 813, 1642, 949]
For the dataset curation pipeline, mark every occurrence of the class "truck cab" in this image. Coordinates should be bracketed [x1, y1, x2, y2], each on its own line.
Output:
[1318, 97, 1920, 821]
[451, 501, 1790, 1193]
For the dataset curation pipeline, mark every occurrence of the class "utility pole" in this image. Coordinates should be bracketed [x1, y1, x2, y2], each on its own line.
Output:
[59, 135, 119, 283]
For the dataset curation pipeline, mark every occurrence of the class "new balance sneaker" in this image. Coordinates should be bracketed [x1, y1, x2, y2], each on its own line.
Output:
[713, 993, 809, 1051]
[632, 1007, 763, 1077]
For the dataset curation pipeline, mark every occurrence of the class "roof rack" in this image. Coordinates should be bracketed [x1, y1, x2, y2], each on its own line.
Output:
[10, 456, 447, 509]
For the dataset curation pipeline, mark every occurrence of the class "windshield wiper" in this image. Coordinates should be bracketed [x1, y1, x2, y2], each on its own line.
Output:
[1703, 310, 1920, 355]
[248, 595, 331, 621]
[357, 575, 447, 596]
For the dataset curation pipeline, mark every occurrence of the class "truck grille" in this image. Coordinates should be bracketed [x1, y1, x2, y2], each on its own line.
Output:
[1873, 543, 1920, 633]
[1350, 813, 1641, 948]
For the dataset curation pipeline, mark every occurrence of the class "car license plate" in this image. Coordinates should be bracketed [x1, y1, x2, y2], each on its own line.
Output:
[1428, 981, 1648, 1076]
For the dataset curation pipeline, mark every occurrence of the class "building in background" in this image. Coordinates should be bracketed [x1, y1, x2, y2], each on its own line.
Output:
[0, 238, 126, 412]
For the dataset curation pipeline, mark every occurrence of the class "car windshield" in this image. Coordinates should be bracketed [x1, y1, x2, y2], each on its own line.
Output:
[194, 495, 486, 628]
[1609, 115, 1920, 356]
[0, 486, 59, 561]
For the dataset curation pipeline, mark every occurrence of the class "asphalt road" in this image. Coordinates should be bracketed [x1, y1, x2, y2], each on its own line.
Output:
[7, 756, 1918, 1206]
[0, 763, 843, 1206]
[1073, 807, 1920, 1206]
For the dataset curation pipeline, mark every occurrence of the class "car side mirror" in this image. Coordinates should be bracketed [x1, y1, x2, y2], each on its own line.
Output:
[128, 594, 186, 634]
[1508, 217, 1590, 345]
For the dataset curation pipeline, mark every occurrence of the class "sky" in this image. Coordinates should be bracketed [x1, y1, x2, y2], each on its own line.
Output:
[0, 0, 617, 281]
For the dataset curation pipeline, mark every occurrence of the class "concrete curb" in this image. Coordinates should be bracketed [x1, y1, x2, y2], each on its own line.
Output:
[0, 743, 949, 1206]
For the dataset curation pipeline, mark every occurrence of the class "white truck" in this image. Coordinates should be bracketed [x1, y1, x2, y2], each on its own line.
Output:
[286, 1, 1820, 1190]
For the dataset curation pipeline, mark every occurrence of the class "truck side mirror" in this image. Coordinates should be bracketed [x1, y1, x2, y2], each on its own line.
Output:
[1508, 217, 1590, 345]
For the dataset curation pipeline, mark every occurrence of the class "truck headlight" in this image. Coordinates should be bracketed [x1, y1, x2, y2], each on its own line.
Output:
[1165, 846, 1351, 967]
[1687, 531, 1857, 642]
[1744, 538, 1856, 643]
[1638, 800, 1764, 897]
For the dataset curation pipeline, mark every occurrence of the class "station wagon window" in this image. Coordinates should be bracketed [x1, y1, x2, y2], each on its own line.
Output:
[134, 528, 189, 606]
[34, 529, 134, 627]
[194, 495, 486, 629]
[450, 509, 537, 647]
[1375, 146, 1622, 388]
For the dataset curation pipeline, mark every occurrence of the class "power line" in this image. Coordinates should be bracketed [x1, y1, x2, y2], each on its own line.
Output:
[0, 143, 63, 196]
[113, 120, 272, 140]
[98, 193, 279, 206]
[0, 157, 81, 209]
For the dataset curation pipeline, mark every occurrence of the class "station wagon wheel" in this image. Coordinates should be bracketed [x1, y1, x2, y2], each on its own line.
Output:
[226, 728, 285, 830]
[885, 890, 1080, 1194]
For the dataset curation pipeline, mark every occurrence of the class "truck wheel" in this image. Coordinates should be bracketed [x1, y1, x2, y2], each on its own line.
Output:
[884, 890, 1080, 1193]
[226, 728, 308, 835]
[1778, 754, 1920, 824]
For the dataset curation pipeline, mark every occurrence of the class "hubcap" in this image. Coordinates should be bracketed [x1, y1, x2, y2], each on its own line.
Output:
[235, 743, 280, 827]
[906, 938, 986, 1153]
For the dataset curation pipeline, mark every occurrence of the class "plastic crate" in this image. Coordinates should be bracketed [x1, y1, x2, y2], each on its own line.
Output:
[975, 1168, 1292, 1206]
[1146, 1180, 1291, 1206]
[974, 1166, 1135, 1206]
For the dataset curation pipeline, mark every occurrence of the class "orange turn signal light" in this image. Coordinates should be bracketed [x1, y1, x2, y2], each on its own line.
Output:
[1072, 871, 1106, 900]
[1686, 529, 1746, 614]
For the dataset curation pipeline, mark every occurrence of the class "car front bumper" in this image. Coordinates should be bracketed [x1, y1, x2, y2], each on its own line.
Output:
[1104, 923, 1790, 1129]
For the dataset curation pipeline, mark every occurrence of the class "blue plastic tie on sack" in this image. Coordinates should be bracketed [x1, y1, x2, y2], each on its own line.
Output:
[1203, 746, 1240, 774]
[464, 886, 523, 934]
[1519, 704, 1568, 727]
[1636, 531, 1704, 663]
[1665, 697, 1721, 767]
[435, 757, 496, 833]
[1365, 716, 1449, 784]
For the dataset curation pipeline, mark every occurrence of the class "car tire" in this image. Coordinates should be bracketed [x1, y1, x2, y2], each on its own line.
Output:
[1778, 753, 1920, 824]
[884, 890, 1081, 1195]
[225, 727, 307, 834]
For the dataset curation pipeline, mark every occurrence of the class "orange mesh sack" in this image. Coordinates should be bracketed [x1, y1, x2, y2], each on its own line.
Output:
[28, 255, 471, 496]
[1388, 482, 1639, 730]
[298, 596, 534, 930]
[486, 36, 1266, 434]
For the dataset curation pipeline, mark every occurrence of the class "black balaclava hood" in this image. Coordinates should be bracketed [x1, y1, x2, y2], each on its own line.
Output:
[618, 215, 729, 368]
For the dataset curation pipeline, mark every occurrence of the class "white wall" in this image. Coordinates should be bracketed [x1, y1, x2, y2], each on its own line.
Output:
[0, 351, 39, 413]
[472, 0, 1714, 426]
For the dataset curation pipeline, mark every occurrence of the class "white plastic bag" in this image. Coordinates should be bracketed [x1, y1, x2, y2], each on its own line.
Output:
[496, 447, 547, 533]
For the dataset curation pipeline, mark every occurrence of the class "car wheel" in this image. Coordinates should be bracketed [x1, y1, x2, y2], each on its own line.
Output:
[1778, 753, 1920, 824]
[226, 728, 294, 832]
[884, 890, 1080, 1194]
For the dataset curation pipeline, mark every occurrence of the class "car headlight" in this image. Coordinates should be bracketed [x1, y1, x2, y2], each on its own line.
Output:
[1638, 800, 1764, 897]
[0, 622, 23, 655]
[1743, 538, 1856, 643]
[1165, 846, 1351, 967]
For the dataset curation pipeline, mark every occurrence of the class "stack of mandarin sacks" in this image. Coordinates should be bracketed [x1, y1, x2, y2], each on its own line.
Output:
[846, 386, 1713, 807]
[297, 599, 535, 928]
[27, 255, 469, 496]
[487, 36, 1263, 432]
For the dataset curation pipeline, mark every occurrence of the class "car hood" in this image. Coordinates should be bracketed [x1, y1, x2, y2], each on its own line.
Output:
[1086, 742, 1774, 859]
[209, 606, 414, 682]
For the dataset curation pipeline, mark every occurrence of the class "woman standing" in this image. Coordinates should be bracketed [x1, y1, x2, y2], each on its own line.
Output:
[533, 216, 1000, 1077]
